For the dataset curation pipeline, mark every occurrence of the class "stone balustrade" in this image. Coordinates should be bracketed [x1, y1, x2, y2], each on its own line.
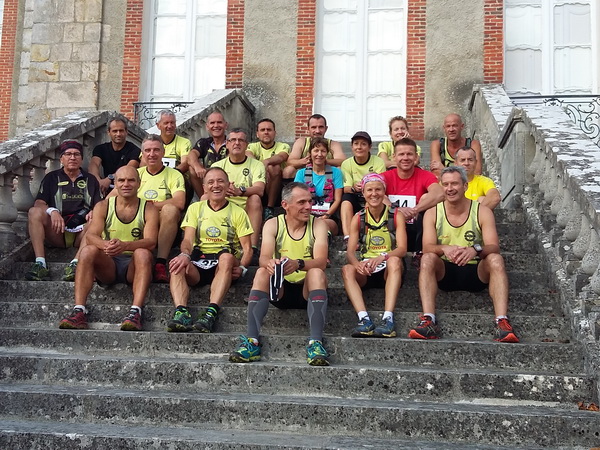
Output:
[470, 84, 600, 342]
[0, 89, 255, 259]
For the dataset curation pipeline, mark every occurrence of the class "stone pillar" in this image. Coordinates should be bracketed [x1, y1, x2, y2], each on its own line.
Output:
[0, 173, 19, 252]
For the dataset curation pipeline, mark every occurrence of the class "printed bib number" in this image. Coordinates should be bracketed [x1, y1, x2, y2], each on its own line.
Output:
[312, 201, 331, 216]
[363, 259, 386, 273]
[388, 195, 417, 224]
[192, 259, 219, 270]
[162, 157, 177, 168]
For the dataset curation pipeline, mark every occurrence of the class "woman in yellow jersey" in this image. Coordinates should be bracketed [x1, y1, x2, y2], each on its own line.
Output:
[377, 116, 422, 169]
[341, 173, 407, 338]
[294, 137, 343, 235]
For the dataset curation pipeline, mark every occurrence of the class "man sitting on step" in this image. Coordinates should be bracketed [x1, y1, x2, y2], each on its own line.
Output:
[59, 166, 159, 331]
[25, 140, 102, 282]
[229, 182, 330, 366]
[453, 147, 500, 210]
[166, 167, 253, 333]
[408, 166, 519, 343]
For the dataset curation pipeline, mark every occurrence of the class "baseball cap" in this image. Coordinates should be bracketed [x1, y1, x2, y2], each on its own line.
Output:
[351, 131, 372, 146]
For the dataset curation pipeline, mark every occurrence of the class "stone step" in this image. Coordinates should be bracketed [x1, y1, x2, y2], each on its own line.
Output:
[0, 419, 537, 449]
[0, 352, 592, 405]
[0, 280, 560, 313]
[0, 329, 584, 373]
[3, 303, 568, 342]
[0, 384, 599, 447]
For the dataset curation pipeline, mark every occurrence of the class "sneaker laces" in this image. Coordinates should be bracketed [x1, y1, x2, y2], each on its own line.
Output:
[124, 308, 139, 321]
[309, 340, 326, 356]
[496, 318, 513, 332]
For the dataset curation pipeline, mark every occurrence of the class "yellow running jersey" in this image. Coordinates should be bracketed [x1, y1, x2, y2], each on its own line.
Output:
[181, 200, 253, 258]
[212, 156, 266, 208]
[465, 175, 496, 201]
[359, 206, 394, 259]
[301, 137, 333, 159]
[341, 155, 386, 188]
[274, 214, 315, 283]
[435, 200, 482, 265]
[247, 141, 290, 162]
[103, 197, 147, 254]
[377, 141, 423, 160]
[137, 166, 185, 202]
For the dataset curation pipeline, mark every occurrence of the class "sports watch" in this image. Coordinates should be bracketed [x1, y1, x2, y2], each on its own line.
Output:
[473, 244, 483, 256]
[297, 259, 305, 270]
[239, 185, 247, 195]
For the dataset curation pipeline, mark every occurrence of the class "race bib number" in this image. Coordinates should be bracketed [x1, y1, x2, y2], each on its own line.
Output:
[312, 201, 331, 216]
[388, 195, 417, 224]
[192, 259, 219, 270]
[162, 157, 177, 168]
[363, 259, 386, 273]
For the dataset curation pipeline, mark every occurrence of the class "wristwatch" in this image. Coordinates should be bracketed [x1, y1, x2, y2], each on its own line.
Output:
[297, 259, 305, 270]
[473, 244, 483, 256]
[239, 185, 247, 195]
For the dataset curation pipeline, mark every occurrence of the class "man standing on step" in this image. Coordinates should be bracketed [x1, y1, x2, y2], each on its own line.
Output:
[167, 167, 253, 333]
[137, 135, 186, 283]
[230, 182, 330, 366]
[59, 166, 159, 331]
[408, 166, 519, 343]
[246, 118, 290, 220]
[282, 114, 346, 181]
[429, 113, 483, 178]
[25, 140, 101, 282]
[454, 147, 500, 210]
[212, 128, 265, 262]
[88, 115, 140, 196]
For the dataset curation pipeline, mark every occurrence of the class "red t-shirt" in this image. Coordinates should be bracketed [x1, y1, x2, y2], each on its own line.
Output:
[382, 167, 438, 203]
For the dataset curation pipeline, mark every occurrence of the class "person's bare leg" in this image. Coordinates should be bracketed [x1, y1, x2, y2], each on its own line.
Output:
[383, 256, 402, 312]
[128, 248, 154, 308]
[245, 195, 263, 247]
[157, 204, 181, 260]
[74, 246, 116, 306]
[418, 253, 445, 315]
[478, 253, 509, 317]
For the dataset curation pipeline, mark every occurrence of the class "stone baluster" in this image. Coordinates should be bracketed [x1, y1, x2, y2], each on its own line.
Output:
[31, 157, 49, 198]
[588, 265, 600, 295]
[533, 151, 547, 185]
[581, 230, 600, 275]
[556, 189, 573, 228]
[564, 203, 582, 242]
[528, 143, 542, 178]
[550, 178, 565, 216]
[573, 214, 592, 260]
[543, 164, 559, 204]
[0, 173, 19, 252]
[538, 158, 552, 196]
[12, 165, 36, 237]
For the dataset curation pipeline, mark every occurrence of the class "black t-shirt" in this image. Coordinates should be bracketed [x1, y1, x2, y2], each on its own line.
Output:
[192, 137, 228, 168]
[92, 141, 141, 177]
[36, 168, 101, 217]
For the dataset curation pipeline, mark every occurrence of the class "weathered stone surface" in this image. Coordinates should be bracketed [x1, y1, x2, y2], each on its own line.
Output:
[28, 62, 59, 83]
[71, 43, 100, 62]
[75, 0, 102, 22]
[62, 22, 84, 42]
[30, 44, 50, 62]
[84, 23, 102, 42]
[58, 61, 81, 82]
[31, 23, 63, 44]
[47, 82, 97, 108]
[49, 42, 73, 61]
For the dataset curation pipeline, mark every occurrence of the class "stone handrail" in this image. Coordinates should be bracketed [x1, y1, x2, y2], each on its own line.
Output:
[0, 89, 256, 258]
[470, 84, 600, 343]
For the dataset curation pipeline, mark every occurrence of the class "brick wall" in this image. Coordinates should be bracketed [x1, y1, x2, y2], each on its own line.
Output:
[0, 0, 19, 140]
[120, 0, 144, 119]
[405, 0, 426, 140]
[483, 0, 503, 84]
[294, 0, 316, 137]
[225, 0, 244, 88]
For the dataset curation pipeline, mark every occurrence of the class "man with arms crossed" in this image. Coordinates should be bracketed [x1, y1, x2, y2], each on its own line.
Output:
[59, 166, 158, 331]
[229, 182, 330, 366]
[408, 166, 519, 343]
[167, 167, 253, 333]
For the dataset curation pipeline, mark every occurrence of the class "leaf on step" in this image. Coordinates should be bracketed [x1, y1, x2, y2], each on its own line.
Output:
[577, 401, 599, 411]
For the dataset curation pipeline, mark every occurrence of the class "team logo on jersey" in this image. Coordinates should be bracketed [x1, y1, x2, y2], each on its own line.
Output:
[144, 190, 158, 200]
[243, 168, 250, 176]
[206, 226, 221, 237]
[464, 230, 476, 242]
[368, 166, 374, 172]
[131, 228, 142, 238]
[159, 181, 167, 189]
[58, 181, 69, 186]
[76, 180, 87, 189]
[370, 236, 385, 246]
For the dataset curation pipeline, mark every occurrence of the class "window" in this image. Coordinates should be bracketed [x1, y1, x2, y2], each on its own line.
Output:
[505, 0, 598, 95]
[142, 0, 227, 102]
[315, 0, 407, 141]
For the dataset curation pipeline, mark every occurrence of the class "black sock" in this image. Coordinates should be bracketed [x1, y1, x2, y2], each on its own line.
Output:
[156, 258, 167, 265]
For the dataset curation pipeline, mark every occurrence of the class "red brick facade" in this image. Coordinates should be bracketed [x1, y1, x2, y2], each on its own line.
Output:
[225, 0, 245, 88]
[294, 0, 317, 136]
[0, 0, 19, 140]
[120, 0, 144, 119]
[483, 0, 504, 84]
[405, 0, 427, 140]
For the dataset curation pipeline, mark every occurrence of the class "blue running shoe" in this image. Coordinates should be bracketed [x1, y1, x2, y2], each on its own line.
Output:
[306, 339, 329, 366]
[229, 335, 261, 363]
[351, 318, 375, 337]
[373, 317, 396, 338]
[167, 306, 192, 332]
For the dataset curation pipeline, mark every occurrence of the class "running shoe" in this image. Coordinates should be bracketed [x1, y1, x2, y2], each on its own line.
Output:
[306, 339, 329, 366]
[153, 262, 169, 283]
[373, 317, 396, 338]
[250, 246, 260, 267]
[25, 261, 49, 281]
[193, 307, 218, 333]
[229, 335, 261, 363]
[62, 261, 77, 282]
[263, 207, 275, 221]
[120, 308, 143, 331]
[408, 315, 440, 339]
[167, 306, 192, 332]
[494, 318, 520, 343]
[59, 307, 88, 329]
[351, 318, 375, 337]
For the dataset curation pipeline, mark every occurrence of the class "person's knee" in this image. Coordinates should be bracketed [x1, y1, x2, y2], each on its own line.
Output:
[160, 204, 181, 221]
[132, 248, 153, 265]
[420, 253, 439, 272]
[282, 166, 296, 179]
[268, 165, 281, 177]
[252, 267, 270, 289]
[246, 194, 262, 209]
[485, 253, 506, 272]
[387, 256, 402, 271]
[341, 264, 356, 280]
[218, 252, 236, 270]
[306, 267, 327, 285]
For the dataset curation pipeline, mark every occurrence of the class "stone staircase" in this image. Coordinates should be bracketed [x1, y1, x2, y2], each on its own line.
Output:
[1, 207, 600, 448]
